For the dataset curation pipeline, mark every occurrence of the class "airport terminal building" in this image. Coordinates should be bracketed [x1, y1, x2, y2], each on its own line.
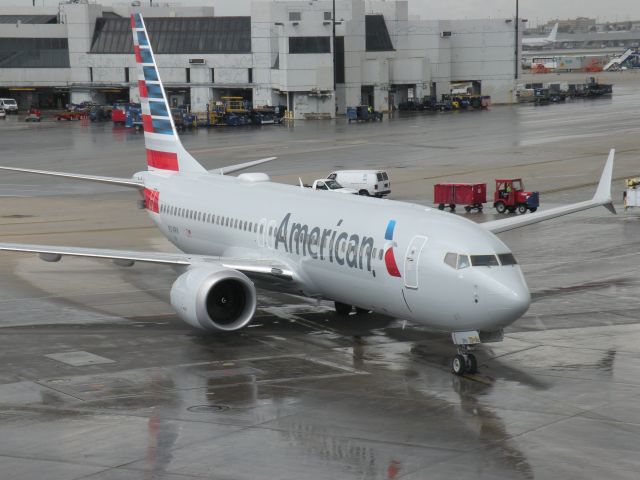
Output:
[0, 0, 521, 118]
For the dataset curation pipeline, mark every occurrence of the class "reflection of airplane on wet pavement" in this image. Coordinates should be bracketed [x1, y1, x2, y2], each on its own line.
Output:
[0, 14, 616, 375]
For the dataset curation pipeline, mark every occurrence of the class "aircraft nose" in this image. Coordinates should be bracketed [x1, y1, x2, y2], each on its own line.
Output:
[486, 274, 531, 327]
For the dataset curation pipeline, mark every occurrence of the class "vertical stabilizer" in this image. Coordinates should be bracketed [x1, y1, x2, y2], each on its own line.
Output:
[548, 23, 559, 42]
[131, 14, 206, 174]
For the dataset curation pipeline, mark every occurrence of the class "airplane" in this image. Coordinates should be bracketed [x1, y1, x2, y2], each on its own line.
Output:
[522, 23, 559, 48]
[0, 14, 616, 376]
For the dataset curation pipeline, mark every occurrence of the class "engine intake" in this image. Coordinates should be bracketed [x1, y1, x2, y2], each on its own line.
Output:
[170, 267, 257, 331]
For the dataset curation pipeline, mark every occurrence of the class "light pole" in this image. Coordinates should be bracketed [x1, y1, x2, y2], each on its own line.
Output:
[515, 0, 519, 79]
[332, 0, 337, 91]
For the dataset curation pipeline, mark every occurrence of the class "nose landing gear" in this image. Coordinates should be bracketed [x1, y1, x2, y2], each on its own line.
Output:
[452, 347, 477, 376]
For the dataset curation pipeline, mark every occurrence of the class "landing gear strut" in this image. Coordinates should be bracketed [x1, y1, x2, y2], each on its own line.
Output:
[451, 346, 477, 376]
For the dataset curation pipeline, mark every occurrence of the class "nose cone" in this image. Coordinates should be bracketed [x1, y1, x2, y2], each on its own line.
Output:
[487, 271, 531, 328]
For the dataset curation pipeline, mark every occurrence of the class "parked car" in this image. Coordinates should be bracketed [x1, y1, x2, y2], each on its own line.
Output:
[0, 98, 18, 114]
[327, 170, 391, 197]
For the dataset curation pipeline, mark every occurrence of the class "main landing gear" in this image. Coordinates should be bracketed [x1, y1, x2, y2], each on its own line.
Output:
[452, 346, 477, 376]
[334, 301, 371, 315]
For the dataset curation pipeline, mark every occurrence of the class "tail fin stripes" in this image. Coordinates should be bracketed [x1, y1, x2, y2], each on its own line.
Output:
[131, 13, 206, 174]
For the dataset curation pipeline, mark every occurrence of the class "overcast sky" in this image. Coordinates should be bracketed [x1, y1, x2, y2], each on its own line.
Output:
[35, 0, 640, 25]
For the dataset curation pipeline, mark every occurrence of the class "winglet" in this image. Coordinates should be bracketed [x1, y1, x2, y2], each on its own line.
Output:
[594, 148, 616, 214]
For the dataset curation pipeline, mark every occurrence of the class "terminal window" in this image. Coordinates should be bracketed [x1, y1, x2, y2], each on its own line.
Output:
[289, 36, 331, 54]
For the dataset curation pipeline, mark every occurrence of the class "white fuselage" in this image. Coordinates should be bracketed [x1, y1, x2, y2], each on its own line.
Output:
[138, 170, 530, 334]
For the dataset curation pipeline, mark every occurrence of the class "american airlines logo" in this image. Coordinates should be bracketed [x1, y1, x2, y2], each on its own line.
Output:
[274, 213, 400, 277]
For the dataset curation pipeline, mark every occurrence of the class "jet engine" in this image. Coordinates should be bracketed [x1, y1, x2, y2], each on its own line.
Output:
[170, 267, 257, 331]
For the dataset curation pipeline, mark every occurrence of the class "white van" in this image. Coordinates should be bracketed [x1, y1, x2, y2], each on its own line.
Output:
[327, 170, 390, 197]
[0, 98, 18, 114]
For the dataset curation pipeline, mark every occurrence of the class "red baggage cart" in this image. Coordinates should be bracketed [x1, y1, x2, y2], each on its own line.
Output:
[434, 183, 487, 212]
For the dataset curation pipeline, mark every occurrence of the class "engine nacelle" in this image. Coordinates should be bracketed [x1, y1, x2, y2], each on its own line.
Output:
[170, 267, 257, 331]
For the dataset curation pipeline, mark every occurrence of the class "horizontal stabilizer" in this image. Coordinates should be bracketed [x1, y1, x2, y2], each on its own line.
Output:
[211, 157, 277, 175]
[0, 166, 143, 188]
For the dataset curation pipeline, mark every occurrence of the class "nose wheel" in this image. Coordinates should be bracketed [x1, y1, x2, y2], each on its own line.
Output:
[452, 347, 477, 375]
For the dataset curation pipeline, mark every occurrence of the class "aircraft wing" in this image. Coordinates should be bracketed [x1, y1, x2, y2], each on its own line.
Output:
[0, 243, 294, 280]
[0, 166, 143, 188]
[482, 149, 615, 234]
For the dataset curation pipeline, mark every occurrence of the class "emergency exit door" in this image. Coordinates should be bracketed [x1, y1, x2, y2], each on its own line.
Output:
[404, 236, 427, 289]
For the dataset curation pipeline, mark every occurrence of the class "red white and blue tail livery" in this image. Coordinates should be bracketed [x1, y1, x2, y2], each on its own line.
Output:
[132, 13, 205, 174]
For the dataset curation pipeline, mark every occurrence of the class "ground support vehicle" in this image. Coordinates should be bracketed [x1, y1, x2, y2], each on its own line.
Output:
[110, 103, 142, 127]
[327, 170, 390, 197]
[89, 106, 110, 122]
[0, 98, 18, 114]
[250, 106, 284, 125]
[56, 111, 87, 121]
[124, 105, 142, 130]
[434, 183, 487, 212]
[347, 106, 383, 123]
[493, 179, 539, 214]
[623, 177, 640, 210]
[24, 108, 41, 122]
[171, 108, 197, 131]
[304, 179, 357, 195]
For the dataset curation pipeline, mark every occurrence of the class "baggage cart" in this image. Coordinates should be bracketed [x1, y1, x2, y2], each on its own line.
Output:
[434, 183, 487, 212]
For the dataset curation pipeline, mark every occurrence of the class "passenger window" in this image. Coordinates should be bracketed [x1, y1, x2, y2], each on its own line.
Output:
[444, 252, 457, 269]
[377, 173, 383, 181]
[260, 225, 264, 234]
[383, 172, 389, 180]
[268, 226, 273, 236]
[498, 253, 518, 265]
[457, 255, 470, 269]
[470, 255, 499, 267]
[244, 221, 248, 230]
[328, 173, 336, 180]
[379, 249, 383, 260]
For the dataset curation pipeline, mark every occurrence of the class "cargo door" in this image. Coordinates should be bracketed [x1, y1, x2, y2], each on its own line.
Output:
[404, 236, 427, 289]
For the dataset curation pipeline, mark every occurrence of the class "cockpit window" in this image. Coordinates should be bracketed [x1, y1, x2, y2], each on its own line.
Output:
[457, 255, 470, 269]
[470, 255, 499, 267]
[444, 253, 470, 270]
[444, 252, 457, 269]
[498, 253, 518, 265]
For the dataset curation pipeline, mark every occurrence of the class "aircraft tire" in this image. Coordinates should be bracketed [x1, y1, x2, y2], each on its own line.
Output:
[335, 301, 352, 315]
[452, 354, 467, 375]
[465, 354, 478, 374]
